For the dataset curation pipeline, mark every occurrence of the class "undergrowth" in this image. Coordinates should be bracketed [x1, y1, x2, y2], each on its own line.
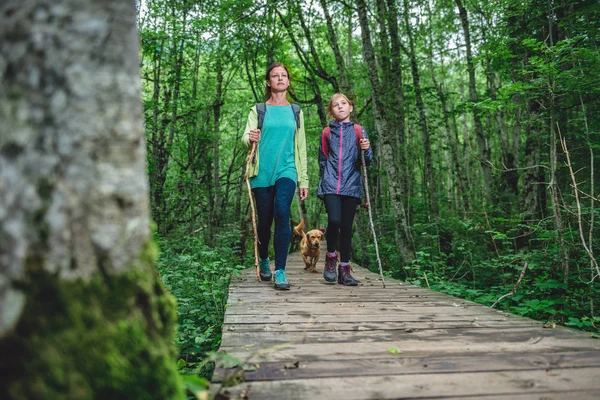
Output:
[155, 232, 246, 380]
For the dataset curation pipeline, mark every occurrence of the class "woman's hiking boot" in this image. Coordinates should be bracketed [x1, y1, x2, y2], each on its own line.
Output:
[323, 251, 338, 282]
[273, 269, 290, 290]
[259, 258, 272, 281]
[338, 264, 359, 286]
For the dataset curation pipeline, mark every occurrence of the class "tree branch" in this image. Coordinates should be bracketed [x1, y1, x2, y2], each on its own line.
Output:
[491, 262, 528, 308]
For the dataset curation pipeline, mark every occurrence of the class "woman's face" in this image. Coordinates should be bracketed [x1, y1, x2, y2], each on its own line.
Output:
[268, 66, 289, 93]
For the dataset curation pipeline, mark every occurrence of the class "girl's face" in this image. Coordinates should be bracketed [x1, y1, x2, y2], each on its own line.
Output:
[268, 66, 289, 92]
[330, 96, 353, 122]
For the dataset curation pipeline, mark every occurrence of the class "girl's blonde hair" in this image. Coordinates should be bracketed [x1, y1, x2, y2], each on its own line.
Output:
[327, 93, 353, 118]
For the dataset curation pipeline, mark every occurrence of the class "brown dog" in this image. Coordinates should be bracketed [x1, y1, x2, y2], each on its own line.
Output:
[294, 219, 325, 273]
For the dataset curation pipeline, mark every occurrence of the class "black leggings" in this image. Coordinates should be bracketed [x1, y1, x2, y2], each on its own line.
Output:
[323, 194, 359, 263]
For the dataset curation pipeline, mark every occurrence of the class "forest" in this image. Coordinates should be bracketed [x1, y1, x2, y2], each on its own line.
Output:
[1, 0, 598, 398]
[135, 0, 600, 381]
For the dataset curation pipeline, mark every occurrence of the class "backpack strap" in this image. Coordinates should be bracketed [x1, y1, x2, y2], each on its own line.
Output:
[322, 124, 363, 158]
[256, 103, 266, 130]
[353, 124, 363, 147]
[257, 103, 301, 130]
[321, 127, 331, 157]
[291, 104, 301, 129]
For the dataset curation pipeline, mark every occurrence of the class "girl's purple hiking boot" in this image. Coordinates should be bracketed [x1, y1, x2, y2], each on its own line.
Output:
[323, 251, 338, 282]
[338, 264, 359, 286]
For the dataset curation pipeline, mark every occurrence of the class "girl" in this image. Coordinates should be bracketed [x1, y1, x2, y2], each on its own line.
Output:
[317, 93, 373, 286]
[242, 63, 309, 290]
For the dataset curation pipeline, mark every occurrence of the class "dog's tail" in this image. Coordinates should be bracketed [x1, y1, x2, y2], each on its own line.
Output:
[293, 219, 305, 238]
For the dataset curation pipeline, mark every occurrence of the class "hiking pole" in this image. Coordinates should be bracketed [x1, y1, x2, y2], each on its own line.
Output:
[245, 142, 261, 282]
[361, 149, 386, 288]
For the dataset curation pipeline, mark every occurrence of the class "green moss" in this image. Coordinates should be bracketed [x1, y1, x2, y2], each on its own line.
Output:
[0, 241, 185, 400]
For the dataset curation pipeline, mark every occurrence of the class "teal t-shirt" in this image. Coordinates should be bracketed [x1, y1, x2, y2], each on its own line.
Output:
[250, 105, 297, 189]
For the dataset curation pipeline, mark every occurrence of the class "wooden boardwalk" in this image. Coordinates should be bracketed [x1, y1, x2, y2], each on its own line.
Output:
[211, 250, 600, 399]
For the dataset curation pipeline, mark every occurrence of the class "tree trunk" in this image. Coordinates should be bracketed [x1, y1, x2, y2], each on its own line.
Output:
[403, 0, 437, 218]
[426, 33, 470, 214]
[548, 8, 570, 284]
[0, 1, 184, 398]
[521, 106, 546, 226]
[356, 0, 414, 265]
[210, 30, 225, 243]
[455, 0, 491, 200]
[374, 0, 391, 81]
[346, 7, 353, 69]
[149, 31, 165, 218]
[319, 0, 351, 93]
[384, 0, 408, 197]
[375, 0, 408, 199]
[481, 22, 519, 200]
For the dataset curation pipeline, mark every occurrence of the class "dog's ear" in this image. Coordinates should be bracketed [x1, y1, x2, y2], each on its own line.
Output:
[319, 231, 325, 240]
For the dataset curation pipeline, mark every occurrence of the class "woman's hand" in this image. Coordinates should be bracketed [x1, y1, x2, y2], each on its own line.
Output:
[299, 188, 308, 201]
[359, 138, 370, 150]
[249, 129, 261, 143]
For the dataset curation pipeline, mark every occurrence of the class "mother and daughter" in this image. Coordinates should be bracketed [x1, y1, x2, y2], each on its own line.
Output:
[242, 63, 373, 290]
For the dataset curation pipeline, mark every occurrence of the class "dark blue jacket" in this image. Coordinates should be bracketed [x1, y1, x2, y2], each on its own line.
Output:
[317, 121, 374, 200]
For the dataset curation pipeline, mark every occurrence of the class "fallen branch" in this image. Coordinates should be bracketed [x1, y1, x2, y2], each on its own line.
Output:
[491, 262, 528, 309]
[244, 142, 260, 282]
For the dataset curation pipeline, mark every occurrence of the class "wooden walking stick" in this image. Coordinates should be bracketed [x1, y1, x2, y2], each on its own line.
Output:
[361, 149, 386, 288]
[245, 142, 261, 282]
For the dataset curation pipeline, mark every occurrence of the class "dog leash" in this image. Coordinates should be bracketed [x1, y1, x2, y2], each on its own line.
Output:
[361, 149, 386, 288]
[245, 142, 261, 282]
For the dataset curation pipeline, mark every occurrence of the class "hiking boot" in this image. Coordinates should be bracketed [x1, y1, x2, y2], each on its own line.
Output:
[323, 251, 338, 283]
[338, 264, 360, 286]
[259, 258, 272, 281]
[273, 269, 290, 290]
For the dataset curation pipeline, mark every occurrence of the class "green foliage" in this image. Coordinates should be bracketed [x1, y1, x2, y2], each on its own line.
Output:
[156, 234, 246, 378]
[369, 211, 600, 335]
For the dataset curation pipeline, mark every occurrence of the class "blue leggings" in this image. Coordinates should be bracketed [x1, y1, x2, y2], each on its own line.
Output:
[252, 178, 296, 270]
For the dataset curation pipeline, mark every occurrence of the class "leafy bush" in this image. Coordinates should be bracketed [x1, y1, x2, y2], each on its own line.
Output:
[156, 234, 246, 378]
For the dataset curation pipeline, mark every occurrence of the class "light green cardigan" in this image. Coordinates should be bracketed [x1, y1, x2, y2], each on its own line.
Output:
[241, 105, 309, 189]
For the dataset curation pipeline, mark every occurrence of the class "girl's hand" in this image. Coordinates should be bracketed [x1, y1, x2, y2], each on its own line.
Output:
[360, 138, 370, 150]
[299, 188, 308, 201]
[249, 129, 261, 143]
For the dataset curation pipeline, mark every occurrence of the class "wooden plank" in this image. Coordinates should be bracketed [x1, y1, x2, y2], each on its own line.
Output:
[220, 336, 600, 363]
[223, 313, 528, 324]
[211, 367, 600, 399]
[230, 299, 486, 308]
[223, 320, 541, 332]
[224, 304, 520, 317]
[213, 350, 600, 382]
[220, 326, 587, 349]
[229, 294, 461, 303]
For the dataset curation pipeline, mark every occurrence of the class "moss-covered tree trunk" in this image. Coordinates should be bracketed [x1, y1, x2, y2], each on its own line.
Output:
[0, 1, 185, 399]
[356, 0, 415, 265]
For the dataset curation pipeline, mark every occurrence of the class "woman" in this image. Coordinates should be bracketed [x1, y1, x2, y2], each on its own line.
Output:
[242, 63, 309, 290]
